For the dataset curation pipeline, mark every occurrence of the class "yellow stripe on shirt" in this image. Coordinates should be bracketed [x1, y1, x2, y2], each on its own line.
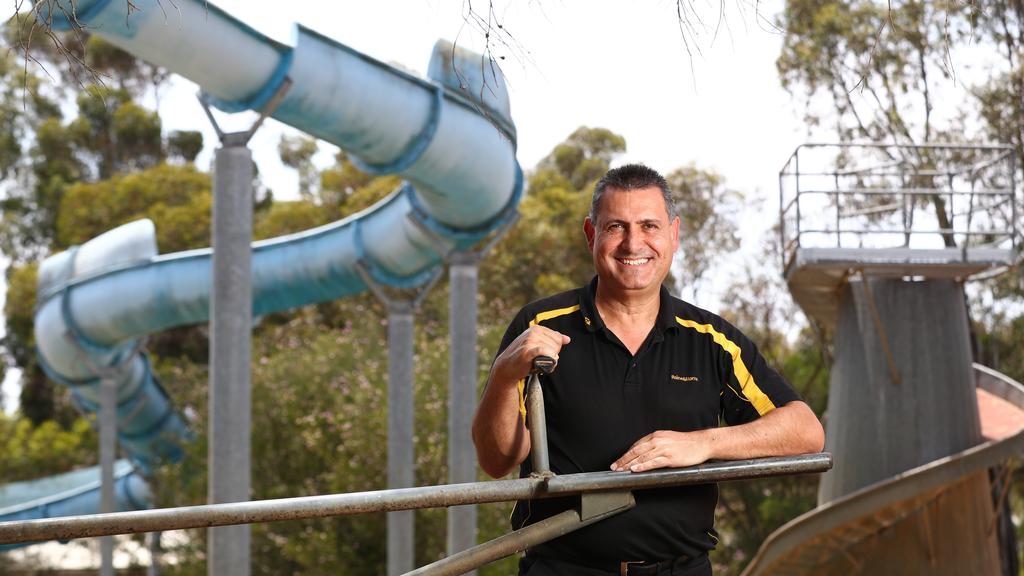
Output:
[517, 305, 581, 418]
[675, 317, 776, 416]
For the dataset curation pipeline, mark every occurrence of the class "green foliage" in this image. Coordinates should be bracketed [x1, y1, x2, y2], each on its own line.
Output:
[667, 165, 740, 298]
[3, 263, 37, 369]
[279, 134, 320, 201]
[0, 262, 78, 425]
[0, 414, 97, 482]
[319, 151, 402, 214]
[253, 199, 331, 240]
[536, 126, 625, 190]
[167, 130, 204, 163]
[70, 85, 163, 179]
[56, 163, 211, 251]
[777, 0, 976, 142]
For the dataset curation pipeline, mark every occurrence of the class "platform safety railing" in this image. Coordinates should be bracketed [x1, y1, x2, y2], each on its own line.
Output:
[778, 142, 1018, 274]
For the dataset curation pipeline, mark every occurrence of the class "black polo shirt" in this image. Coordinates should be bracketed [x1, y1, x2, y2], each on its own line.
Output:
[497, 277, 801, 565]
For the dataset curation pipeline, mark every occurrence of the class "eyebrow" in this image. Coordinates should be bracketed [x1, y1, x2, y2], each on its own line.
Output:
[604, 218, 662, 226]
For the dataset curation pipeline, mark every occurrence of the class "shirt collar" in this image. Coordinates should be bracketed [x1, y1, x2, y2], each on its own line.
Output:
[578, 276, 677, 336]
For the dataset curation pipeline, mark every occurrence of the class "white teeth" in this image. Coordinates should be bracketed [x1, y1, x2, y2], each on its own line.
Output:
[620, 258, 651, 266]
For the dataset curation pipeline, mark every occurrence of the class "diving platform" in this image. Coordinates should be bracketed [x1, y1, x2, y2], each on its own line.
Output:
[779, 143, 1019, 328]
[786, 246, 1014, 328]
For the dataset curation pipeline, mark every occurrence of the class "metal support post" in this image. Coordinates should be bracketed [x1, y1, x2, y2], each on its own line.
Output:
[99, 377, 116, 576]
[409, 212, 519, 567]
[63, 320, 143, 576]
[200, 79, 291, 576]
[356, 263, 441, 576]
[388, 300, 415, 576]
[208, 126, 254, 576]
[446, 251, 479, 563]
[147, 531, 162, 576]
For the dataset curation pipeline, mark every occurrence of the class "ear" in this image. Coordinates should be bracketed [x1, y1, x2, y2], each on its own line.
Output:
[669, 216, 680, 251]
[583, 217, 596, 251]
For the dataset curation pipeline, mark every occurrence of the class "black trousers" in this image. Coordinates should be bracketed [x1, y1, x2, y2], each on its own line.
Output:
[519, 553, 712, 576]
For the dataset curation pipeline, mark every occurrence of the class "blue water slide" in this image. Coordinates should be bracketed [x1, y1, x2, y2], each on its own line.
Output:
[0, 460, 150, 551]
[13, 0, 522, 537]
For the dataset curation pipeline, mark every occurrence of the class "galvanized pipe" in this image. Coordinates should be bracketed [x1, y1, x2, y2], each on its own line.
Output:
[410, 509, 580, 576]
[387, 302, 416, 576]
[410, 491, 635, 576]
[99, 378, 116, 576]
[447, 252, 480, 566]
[0, 454, 831, 546]
[526, 374, 550, 475]
[209, 138, 255, 576]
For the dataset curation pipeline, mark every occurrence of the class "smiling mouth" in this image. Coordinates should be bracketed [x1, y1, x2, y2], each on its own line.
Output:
[617, 257, 652, 266]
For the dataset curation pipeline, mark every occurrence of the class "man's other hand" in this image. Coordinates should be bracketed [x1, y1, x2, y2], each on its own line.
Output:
[611, 430, 711, 472]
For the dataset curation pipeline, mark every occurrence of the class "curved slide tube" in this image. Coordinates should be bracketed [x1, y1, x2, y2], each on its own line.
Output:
[0, 460, 150, 551]
[741, 363, 1024, 575]
[28, 0, 522, 471]
[11, 0, 522, 543]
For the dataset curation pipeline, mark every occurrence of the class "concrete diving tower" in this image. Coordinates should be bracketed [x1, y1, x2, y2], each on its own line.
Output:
[764, 143, 1021, 575]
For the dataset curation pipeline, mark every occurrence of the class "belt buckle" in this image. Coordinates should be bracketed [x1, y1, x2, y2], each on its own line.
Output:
[619, 560, 644, 575]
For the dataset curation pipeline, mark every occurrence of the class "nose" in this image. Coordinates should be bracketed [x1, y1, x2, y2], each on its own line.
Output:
[623, 227, 644, 253]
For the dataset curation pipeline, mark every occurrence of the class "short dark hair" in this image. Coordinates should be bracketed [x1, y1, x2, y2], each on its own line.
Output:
[589, 163, 676, 221]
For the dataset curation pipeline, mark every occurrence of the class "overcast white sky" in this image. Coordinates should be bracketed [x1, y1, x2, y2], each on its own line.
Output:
[162, 0, 806, 202]
[3, 0, 811, 413]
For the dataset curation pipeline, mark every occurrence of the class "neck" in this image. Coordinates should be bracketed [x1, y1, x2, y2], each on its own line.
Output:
[594, 282, 661, 328]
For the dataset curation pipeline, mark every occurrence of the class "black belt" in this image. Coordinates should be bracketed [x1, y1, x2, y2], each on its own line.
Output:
[618, 558, 677, 576]
[525, 552, 697, 575]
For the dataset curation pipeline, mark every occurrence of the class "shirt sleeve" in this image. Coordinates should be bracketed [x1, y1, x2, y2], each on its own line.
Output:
[715, 319, 802, 426]
[495, 307, 531, 419]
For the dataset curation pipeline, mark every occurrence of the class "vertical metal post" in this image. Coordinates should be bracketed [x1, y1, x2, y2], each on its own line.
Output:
[778, 167, 786, 273]
[355, 261, 441, 576]
[199, 80, 289, 576]
[147, 531, 162, 576]
[834, 173, 841, 248]
[99, 377, 116, 576]
[208, 140, 254, 576]
[447, 252, 479, 565]
[387, 301, 416, 576]
[526, 375, 550, 475]
[794, 149, 802, 249]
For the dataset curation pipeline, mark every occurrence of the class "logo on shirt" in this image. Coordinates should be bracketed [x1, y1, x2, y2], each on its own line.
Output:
[671, 374, 699, 382]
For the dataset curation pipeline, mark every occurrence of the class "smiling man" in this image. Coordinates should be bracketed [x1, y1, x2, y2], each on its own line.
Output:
[472, 163, 824, 576]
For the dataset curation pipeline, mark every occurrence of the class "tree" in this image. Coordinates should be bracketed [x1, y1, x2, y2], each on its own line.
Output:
[777, 0, 990, 248]
[278, 134, 320, 201]
[667, 164, 741, 301]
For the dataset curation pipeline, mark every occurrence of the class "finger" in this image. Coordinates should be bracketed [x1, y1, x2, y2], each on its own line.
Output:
[611, 438, 652, 471]
[629, 454, 669, 472]
[532, 326, 571, 347]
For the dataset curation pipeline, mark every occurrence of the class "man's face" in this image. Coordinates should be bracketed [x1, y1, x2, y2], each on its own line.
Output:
[584, 185, 680, 297]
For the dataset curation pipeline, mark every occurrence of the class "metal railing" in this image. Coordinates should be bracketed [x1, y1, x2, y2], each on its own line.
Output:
[0, 378, 833, 575]
[779, 142, 1019, 273]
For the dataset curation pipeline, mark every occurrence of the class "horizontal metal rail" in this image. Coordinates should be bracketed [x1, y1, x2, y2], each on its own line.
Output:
[796, 188, 1010, 196]
[796, 141, 1014, 152]
[0, 453, 831, 546]
[798, 228, 1014, 236]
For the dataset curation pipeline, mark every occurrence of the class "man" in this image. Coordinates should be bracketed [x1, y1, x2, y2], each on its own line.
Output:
[472, 163, 824, 575]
